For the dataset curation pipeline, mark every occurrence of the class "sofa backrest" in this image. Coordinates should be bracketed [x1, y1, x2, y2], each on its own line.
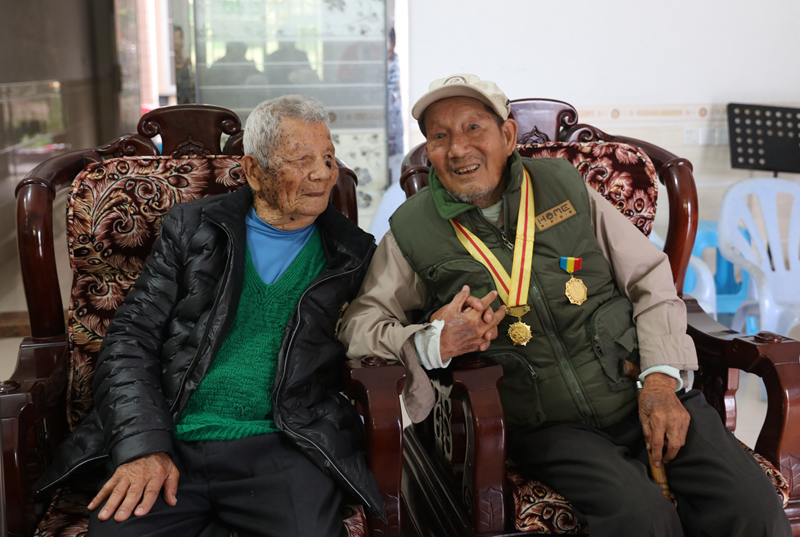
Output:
[65, 155, 247, 429]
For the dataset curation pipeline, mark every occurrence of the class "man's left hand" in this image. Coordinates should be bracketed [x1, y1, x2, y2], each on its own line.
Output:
[638, 372, 690, 468]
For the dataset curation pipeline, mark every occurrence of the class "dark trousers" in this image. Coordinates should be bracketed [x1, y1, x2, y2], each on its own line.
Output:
[88, 434, 344, 537]
[508, 390, 792, 537]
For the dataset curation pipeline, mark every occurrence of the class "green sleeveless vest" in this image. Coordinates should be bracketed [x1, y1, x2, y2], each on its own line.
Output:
[390, 152, 639, 431]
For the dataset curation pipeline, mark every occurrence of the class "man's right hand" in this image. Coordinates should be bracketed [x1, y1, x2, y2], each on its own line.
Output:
[88, 451, 179, 522]
[432, 285, 507, 361]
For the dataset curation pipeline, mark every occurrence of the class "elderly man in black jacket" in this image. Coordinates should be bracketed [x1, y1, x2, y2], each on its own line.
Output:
[34, 95, 381, 537]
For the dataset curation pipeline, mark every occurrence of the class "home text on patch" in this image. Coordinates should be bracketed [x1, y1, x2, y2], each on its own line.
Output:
[535, 200, 577, 231]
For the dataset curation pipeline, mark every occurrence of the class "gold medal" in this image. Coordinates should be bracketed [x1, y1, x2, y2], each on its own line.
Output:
[508, 320, 532, 346]
[565, 275, 588, 306]
[507, 305, 532, 346]
[560, 257, 587, 306]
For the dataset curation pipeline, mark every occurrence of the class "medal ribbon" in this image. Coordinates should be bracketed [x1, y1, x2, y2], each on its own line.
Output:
[559, 256, 582, 273]
[449, 169, 535, 309]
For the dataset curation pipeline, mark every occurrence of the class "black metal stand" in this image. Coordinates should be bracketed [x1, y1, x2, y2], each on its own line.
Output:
[727, 103, 800, 175]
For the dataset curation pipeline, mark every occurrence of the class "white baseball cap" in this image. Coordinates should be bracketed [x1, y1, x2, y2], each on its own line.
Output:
[412, 74, 511, 121]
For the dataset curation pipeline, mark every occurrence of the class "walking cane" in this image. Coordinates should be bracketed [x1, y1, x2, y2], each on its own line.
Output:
[620, 359, 671, 501]
[0, 396, 8, 537]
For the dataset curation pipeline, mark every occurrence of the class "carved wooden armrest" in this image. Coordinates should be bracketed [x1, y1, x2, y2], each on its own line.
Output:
[344, 357, 406, 537]
[685, 297, 800, 505]
[2, 335, 70, 536]
[428, 355, 507, 534]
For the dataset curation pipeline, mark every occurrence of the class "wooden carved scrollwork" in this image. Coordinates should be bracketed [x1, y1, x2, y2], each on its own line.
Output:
[136, 104, 243, 156]
[563, 124, 611, 144]
[433, 388, 454, 463]
[518, 125, 549, 145]
[220, 118, 241, 136]
[138, 118, 161, 138]
[430, 379, 467, 480]
[463, 485, 474, 517]
[171, 135, 212, 157]
[95, 134, 157, 158]
[558, 108, 579, 131]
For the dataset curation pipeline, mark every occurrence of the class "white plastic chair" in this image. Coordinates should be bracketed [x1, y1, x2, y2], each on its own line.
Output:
[718, 178, 800, 338]
[650, 230, 717, 320]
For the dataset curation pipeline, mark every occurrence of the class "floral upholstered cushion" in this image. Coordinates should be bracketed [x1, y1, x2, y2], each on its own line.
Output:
[507, 441, 789, 533]
[517, 141, 658, 237]
[33, 486, 367, 537]
[65, 156, 247, 429]
[506, 461, 587, 534]
[740, 441, 790, 508]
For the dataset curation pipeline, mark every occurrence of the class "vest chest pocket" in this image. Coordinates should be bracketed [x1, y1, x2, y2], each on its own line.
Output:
[588, 296, 639, 392]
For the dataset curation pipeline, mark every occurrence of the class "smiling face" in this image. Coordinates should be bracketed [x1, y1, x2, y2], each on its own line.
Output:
[424, 96, 517, 208]
[243, 116, 338, 230]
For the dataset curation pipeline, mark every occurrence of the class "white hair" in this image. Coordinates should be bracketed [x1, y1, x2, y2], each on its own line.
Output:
[243, 95, 330, 170]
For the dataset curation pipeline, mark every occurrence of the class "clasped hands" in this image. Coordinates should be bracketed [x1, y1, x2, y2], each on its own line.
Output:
[431, 285, 507, 362]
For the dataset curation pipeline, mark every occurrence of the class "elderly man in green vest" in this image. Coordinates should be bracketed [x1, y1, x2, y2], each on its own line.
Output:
[340, 74, 790, 537]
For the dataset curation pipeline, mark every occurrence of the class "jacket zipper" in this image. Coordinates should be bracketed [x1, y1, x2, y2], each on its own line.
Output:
[273, 256, 387, 521]
[480, 212, 599, 426]
[528, 270, 598, 425]
[44, 221, 237, 492]
[37, 454, 107, 492]
[170, 219, 234, 414]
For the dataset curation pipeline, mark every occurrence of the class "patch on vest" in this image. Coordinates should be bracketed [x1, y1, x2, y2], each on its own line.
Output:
[535, 200, 576, 231]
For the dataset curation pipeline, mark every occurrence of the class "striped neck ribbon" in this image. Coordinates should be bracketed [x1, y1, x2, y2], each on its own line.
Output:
[450, 169, 534, 310]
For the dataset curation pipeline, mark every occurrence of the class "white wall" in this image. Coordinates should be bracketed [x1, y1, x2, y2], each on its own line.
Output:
[407, 0, 800, 106]
[402, 0, 800, 229]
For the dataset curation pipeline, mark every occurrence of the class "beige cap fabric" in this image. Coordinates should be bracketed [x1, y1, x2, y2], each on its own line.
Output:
[411, 73, 511, 121]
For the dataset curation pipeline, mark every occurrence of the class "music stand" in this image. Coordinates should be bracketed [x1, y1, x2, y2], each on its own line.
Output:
[727, 103, 800, 176]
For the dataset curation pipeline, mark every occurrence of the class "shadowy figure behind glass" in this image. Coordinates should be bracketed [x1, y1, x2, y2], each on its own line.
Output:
[173, 26, 195, 104]
[204, 42, 261, 86]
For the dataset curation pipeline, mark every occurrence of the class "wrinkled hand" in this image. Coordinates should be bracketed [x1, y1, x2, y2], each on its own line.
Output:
[432, 285, 507, 361]
[88, 452, 179, 522]
[639, 373, 690, 468]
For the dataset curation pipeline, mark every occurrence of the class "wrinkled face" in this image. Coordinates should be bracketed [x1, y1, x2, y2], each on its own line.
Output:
[424, 96, 517, 208]
[246, 117, 338, 225]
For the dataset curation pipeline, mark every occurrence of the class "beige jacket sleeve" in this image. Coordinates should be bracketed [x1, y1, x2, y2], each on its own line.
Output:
[587, 186, 697, 372]
[338, 231, 436, 423]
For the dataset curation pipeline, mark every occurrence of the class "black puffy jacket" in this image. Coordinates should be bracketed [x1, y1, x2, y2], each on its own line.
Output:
[35, 185, 383, 517]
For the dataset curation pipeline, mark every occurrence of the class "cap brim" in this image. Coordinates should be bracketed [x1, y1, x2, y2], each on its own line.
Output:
[411, 85, 504, 120]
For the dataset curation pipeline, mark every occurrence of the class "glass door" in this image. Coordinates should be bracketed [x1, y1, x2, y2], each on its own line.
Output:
[175, 0, 388, 229]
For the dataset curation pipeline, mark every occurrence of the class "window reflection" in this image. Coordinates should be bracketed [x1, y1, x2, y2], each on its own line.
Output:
[173, 0, 388, 228]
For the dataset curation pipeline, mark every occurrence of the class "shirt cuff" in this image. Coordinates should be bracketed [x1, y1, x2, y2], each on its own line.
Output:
[639, 365, 683, 391]
[413, 319, 451, 370]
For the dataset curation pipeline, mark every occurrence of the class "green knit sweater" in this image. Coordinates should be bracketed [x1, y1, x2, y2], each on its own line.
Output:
[174, 229, 326, 442]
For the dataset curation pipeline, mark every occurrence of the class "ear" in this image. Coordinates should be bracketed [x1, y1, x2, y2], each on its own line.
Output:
[501, 118, 518, 156]
[242, 155, 263, 192]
